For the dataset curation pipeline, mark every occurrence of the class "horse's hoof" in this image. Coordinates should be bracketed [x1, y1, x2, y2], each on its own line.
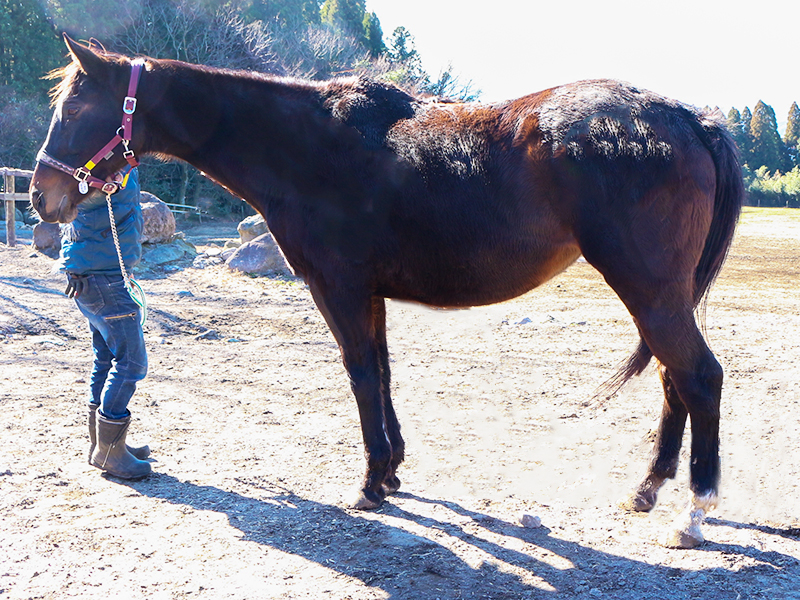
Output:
[382, 475, 401, 495]
[662, 528, 704, 549]
[350, 488, 384, 510]
[620, 492, 655, 512]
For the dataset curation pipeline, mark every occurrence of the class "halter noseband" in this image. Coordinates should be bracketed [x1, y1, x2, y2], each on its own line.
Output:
[36, 58, 145, 196]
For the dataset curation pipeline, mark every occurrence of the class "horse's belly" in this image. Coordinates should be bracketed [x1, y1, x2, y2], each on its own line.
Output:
[379, 236, 582, 308]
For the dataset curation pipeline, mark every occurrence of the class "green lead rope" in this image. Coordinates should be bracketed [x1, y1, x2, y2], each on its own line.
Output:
[106, 194, 147, 326]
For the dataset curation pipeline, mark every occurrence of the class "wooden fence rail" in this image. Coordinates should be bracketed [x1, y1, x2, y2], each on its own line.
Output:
[1, 167, 34, 248]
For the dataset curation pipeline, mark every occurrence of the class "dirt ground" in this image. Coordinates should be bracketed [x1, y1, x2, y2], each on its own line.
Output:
[1, 207, 799, 600]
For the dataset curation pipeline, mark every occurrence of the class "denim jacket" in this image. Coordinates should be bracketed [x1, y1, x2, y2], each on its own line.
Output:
[59, 168, 143, 275]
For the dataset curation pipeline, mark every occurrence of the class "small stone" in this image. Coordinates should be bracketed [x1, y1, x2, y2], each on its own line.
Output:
[177, 290, 194, 298]
[195, 329, 219, 341]
[520, 514, 542, 528]
[516, 317, 532, 325]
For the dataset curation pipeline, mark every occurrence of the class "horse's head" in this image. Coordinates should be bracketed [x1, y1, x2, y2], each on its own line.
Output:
[30, 35, 146, 223]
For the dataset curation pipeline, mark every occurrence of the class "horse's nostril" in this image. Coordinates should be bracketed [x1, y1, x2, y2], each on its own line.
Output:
[29, 190, 46, 213]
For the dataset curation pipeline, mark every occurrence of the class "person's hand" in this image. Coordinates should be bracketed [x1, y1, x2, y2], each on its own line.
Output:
[64, 275, 87, 299]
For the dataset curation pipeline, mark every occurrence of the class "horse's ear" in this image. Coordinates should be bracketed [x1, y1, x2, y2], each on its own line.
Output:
[64, 33, 108, 77]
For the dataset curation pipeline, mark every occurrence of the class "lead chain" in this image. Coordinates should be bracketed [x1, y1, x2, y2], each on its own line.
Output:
[106, 194, 147, 325]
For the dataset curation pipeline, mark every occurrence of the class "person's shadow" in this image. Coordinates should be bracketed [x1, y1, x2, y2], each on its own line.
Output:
[115, 473, 800, 599]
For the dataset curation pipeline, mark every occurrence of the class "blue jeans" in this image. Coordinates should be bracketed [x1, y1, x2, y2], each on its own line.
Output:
[72, 274, 148, 420]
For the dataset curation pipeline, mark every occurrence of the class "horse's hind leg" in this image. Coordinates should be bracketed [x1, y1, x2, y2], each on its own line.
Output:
[625, 365, 688, 511]
[373, 297, 405, 494]
[626, 303, 722, 548]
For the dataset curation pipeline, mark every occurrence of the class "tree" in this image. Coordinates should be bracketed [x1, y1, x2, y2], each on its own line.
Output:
[784, 102, 800, 167]
[242, 0, 321, 28]
[320, 0, 366, 41]
[0, 0, 62, 97]
[726, 107, 752, 163]
[749, 100, 790, 173]
[422, 65, 480, 102]
[362, 11, 383, 58]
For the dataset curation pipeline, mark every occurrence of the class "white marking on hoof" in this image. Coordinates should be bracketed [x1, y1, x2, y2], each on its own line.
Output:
[662, 491, 718, 549]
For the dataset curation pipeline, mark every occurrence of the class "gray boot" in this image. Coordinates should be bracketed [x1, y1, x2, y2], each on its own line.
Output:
[90, 413, 152, 479]
[88, 404, 150, 464]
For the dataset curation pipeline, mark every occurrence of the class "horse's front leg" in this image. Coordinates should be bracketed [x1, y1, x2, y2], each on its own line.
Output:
[309, 285, 392, 509]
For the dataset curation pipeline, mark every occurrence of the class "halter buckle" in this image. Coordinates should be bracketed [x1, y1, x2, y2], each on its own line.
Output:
[123, 96, 137, 115]
[101, 182, 119, 194]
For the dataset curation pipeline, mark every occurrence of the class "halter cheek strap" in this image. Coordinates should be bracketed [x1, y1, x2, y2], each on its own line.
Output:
[36, 58, 145, 196]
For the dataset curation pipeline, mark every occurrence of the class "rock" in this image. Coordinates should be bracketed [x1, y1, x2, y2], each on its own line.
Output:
[139, 237, 197, 267]
[520, 514, 542, 528]
[237, 214, 268, 244]
[192, 255, 224, 269]
[195, 329, 219, 341]
[0, 206, 25, 223]
[225, 232, 292, 277]
[140, 192, 176, 243]
[32, 222, 61, 258]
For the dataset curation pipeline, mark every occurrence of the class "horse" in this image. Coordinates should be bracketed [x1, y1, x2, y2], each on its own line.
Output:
[30, 35, 743, 548]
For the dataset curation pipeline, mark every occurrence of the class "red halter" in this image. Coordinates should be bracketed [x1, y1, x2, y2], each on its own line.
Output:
[36, 58, 145, 196]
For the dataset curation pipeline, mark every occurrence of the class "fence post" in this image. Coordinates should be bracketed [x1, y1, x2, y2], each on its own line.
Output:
[3, 173, 15, 248]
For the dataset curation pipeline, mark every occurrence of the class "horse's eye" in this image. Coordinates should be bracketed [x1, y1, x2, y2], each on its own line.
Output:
[65, 106, 80, 119]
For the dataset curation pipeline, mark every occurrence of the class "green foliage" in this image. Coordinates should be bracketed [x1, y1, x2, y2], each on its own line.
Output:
[728, 100, 800, 208]
[0, 0, 63, 98]
[785, 102, 800, 149]
[387, 26, 418, 63]
[242, 0, 321, 28]
[320, 0, 365, 41]
[362, 11, 383, 58]
[421, 65, 480, 102]
[0, 86, 53, 169]
[746, 165, 800, 208]
[749, 100, 791, 173]
[726, 107, 751, 161]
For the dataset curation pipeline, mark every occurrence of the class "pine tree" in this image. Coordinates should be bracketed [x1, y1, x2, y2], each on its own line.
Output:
[362, 11, 383, 58]
[784, 102, 800, 159]
[726, 108, 749, 157]
[749, 100, 791, 173]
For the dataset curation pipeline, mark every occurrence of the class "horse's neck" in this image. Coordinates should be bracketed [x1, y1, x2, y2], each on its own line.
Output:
[143, 65, 323, 204]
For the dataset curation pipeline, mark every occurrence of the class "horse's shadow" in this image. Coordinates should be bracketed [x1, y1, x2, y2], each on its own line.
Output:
[115, 474, 799, 599]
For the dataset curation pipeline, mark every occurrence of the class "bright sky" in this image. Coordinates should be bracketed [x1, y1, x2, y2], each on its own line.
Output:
[367, 0, 797, 129]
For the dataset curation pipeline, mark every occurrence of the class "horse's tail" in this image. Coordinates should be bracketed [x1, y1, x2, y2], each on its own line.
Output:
[606, 110, 744, 393]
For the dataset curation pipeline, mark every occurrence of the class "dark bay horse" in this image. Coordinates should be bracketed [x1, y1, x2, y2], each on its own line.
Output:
[30, 36, 743, 548]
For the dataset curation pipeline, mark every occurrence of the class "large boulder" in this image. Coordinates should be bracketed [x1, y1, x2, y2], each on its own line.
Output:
[225, 232, 292, 277]
[237, 214, 268, 244]
[32, 222, 61, 258]
[140, 192, 176, 243]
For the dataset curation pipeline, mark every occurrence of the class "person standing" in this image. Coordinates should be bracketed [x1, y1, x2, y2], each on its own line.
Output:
[60, 167, 151, 479]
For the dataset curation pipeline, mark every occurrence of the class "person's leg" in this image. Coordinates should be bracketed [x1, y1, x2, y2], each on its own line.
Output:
[77, 274, 150, 478]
